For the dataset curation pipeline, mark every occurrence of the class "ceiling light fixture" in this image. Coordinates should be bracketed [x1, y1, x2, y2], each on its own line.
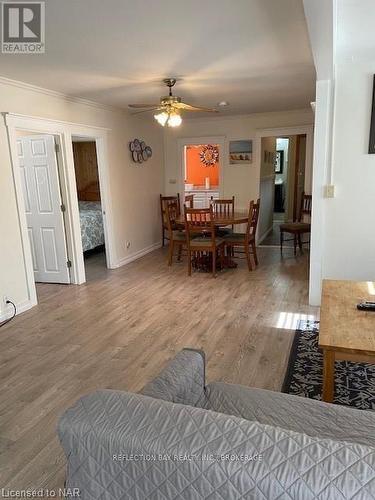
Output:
[154, 109, 182, 127]
[167, 111, 182, 127]
[130, 79, 218, 127]
[154, 111, 169, 126]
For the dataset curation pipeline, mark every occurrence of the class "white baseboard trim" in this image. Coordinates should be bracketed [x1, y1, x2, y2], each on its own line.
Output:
[113, 241, 162, 268]
[0, 298, 36, 322]
[257, 226, 273, 245]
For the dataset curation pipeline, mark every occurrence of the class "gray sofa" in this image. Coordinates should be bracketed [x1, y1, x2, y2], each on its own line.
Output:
[58, 349, 375, 499]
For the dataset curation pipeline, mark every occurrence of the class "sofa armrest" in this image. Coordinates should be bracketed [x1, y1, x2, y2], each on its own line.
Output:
[58, 390, 375, 499]
[140, 348, 206, 406]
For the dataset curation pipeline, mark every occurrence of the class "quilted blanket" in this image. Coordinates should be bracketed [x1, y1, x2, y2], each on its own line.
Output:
[58, 350, 375, 499]
[79, 201, 104, 252]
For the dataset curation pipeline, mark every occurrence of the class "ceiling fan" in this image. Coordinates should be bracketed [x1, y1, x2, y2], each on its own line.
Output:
[128, 78, 218, 127]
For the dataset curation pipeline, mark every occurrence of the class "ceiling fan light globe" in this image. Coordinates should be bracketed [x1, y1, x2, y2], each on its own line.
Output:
[167, 112, 182, 127]
[154, 112, 168, 126]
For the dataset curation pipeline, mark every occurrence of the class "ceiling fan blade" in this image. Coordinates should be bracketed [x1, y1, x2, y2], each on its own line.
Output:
[128, 104, 160, 109]
[130, 107, 161, 115]
[174, 102, 218, 112]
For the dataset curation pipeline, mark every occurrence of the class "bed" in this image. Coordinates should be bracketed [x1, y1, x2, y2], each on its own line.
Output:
[78, 201, 105, 252]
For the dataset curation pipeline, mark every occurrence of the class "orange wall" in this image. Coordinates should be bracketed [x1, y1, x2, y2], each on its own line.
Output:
[185, 145, 219, 186]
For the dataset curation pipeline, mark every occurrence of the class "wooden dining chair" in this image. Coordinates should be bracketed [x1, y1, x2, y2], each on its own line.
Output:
[210, 196, 235, 235]
[223, 199, 260, 271]
[184, 206, 225, 277]
[185, 194, 194, 208]
[210, 196, 235, 217]
[160, 193, 181, 247]
[165, 200, 186, 266]
[280, 193, 312, 256]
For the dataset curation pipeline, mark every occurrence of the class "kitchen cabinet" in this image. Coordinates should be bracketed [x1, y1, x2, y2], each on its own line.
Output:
[185, 189, 219, 208]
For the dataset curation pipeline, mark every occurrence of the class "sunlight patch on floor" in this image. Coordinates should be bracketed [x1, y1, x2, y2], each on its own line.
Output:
[275, 311, 315, 330]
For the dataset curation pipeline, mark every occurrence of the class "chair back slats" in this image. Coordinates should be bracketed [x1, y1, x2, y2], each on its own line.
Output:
[165, 200, 180, 234]
[185, 194, 194, 208]
[210, 196, 235, 218]
[184, 206, 215, 239]
[160, 194, 181, 224]
[251, 198, 260, 236]
[244, 198, 260, 241]
[245, 201, 255, 241]
[299, 193, 312, 222]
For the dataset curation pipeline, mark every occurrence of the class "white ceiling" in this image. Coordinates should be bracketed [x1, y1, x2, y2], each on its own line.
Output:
[0, 0, 316, 116]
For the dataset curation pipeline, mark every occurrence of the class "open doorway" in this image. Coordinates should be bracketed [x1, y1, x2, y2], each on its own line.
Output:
[15, 131, 71, 289]
[183, 143, 220, 207]
[72, 136, 107, 280]
[259, 134, 307, 248]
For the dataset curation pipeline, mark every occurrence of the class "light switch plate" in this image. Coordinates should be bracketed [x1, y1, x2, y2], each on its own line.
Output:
[324, 185, 335, 198]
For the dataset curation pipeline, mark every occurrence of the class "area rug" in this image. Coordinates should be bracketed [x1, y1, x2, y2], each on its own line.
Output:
[282, 320, 375, 411]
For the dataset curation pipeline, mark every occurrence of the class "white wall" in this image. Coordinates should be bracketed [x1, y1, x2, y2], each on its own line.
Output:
[164, 109, 313, 209]
[0, 79, 164, 318]
[306, 0, 375, 304]
[323, 63, 375, 280]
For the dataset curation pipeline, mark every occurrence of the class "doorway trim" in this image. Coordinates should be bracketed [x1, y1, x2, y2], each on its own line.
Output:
[177, 136, 226, 201]
[4, 112, 116, 309]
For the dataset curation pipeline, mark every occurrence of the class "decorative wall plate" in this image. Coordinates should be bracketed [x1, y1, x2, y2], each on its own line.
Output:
[129, 139, 152, 164]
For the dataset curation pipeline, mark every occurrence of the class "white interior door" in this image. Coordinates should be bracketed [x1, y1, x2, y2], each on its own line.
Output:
[17, 135, 70, 284]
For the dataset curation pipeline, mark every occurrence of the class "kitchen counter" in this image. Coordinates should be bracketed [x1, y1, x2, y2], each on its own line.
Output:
[185, 187, 219, 208]
[185, 186, 219, 192]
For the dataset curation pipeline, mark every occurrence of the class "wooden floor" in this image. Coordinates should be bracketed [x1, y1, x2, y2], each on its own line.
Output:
[0, 246, 317, 490]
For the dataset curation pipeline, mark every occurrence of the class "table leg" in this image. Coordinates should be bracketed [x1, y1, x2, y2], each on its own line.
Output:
[322, 350, 335, 403]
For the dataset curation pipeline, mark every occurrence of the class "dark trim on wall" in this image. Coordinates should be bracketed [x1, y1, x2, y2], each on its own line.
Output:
[368, 75, 375, 154]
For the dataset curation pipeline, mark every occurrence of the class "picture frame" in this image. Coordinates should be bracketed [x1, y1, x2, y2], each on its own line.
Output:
[229, 140, 253, 164]
[275, 150, 284, 173]
[369, 74, 375, 154]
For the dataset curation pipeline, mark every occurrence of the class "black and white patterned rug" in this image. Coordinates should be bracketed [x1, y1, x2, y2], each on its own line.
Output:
[282, 320, 375, 411]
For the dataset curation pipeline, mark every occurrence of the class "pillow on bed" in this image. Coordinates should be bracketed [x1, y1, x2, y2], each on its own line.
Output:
[78, 201, 101, 211]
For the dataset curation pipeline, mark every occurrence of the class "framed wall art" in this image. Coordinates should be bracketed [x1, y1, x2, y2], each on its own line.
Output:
[274, 150, 284, 173]
[369, 74, 375, 154]
[229, 140, 253, 164]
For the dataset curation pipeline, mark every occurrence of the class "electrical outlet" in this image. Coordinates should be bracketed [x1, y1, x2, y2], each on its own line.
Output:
[126, 241, 131, 249]
[2, 295, 9, 312]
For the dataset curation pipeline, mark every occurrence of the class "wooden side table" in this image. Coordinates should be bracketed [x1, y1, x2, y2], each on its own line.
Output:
[319, 279, 375, 403]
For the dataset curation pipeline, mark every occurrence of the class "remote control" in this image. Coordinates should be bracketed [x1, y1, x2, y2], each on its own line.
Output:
[357, 302, 375, 311]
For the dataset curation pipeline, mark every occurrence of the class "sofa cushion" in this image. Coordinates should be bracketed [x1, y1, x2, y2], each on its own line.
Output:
[204, 381, 375, 448]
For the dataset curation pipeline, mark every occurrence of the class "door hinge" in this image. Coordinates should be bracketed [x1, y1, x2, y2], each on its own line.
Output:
[55, 143, 60, 153]
[67, 260, 72, 268]
[60, 203, 66, 212]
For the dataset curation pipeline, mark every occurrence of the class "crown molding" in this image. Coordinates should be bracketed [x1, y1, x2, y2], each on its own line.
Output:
[0, 75, 121, 113]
